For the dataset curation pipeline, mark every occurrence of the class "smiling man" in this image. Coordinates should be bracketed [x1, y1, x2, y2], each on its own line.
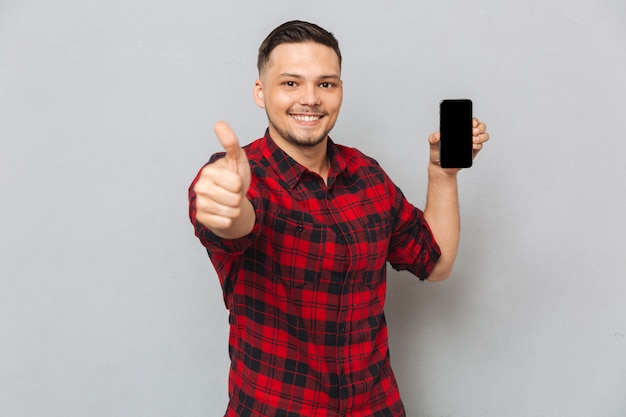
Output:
[189, 20, 489, 417]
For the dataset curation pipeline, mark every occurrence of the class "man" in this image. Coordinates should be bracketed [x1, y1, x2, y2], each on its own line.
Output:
[189, 20, 489, 417]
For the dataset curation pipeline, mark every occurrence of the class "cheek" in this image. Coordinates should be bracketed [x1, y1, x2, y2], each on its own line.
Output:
[265, 92, 293, 112]
[326, 94, 343, 114]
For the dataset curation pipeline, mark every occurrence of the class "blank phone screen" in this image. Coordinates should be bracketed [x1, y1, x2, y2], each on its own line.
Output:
[439, 99, 473, 168]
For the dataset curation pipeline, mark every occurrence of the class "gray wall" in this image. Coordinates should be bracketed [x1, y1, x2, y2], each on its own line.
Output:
[2, 0, 625, 416]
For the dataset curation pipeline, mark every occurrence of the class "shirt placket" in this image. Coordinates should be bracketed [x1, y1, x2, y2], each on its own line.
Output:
[325, 185, 355, 416]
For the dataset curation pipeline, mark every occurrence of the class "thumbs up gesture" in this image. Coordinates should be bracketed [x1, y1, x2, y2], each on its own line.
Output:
[193, 122, 254, 239]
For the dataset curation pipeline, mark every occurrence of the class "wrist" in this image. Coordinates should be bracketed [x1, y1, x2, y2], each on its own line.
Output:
[428, 163, 459, 182]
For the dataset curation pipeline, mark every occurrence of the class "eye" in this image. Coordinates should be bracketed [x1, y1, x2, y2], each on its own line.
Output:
[284, 81, 297, 87]
[320, 82, 333, 88]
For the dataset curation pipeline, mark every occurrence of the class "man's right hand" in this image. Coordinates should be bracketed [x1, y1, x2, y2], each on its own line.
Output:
[193, 121, 254, 239]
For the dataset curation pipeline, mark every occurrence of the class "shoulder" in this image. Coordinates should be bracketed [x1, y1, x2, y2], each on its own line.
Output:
[242, 136, 264, 158]
[333, 143, 389, 184]
[334, 143, 383, 170]
[208, 136, 265, 165]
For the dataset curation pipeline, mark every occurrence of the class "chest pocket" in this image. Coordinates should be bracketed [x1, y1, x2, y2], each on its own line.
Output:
[269, 212, 327, 288]
[351, 216, 392, 288]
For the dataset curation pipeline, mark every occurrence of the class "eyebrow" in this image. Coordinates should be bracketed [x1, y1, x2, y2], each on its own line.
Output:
[278, 72, 341, 80]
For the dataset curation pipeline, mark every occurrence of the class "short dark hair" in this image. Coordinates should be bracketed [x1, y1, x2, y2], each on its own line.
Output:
[257, 20, 342, 73]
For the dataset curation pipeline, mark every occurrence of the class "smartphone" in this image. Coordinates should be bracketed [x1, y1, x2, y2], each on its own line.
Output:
[439, 99, 473, 168]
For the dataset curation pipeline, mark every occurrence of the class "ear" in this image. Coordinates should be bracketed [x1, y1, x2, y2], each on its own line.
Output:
[253, 80, 265, 109]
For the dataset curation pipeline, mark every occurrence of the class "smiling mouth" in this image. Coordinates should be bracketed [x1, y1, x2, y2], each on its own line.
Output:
[291, 114, 322, 122]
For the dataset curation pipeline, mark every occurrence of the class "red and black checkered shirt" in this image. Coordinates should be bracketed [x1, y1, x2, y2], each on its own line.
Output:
[189, 132, 441, 417]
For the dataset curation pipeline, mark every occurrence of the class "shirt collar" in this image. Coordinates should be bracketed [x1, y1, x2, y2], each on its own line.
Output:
[260, 130, 347, 189]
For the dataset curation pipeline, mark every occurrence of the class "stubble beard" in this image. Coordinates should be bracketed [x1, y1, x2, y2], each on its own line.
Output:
[267, 113, 334, 148]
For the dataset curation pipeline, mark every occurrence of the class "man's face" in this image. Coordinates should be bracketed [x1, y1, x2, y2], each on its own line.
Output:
[253, 42, 343, 149]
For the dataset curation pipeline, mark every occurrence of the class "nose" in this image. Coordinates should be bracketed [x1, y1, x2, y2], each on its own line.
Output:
[299, 83, 321, 106]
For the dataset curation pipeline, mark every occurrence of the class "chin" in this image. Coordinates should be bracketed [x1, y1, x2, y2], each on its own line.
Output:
[288, 134, 328, 147]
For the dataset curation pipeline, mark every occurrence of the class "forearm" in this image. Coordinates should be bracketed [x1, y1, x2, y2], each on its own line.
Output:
[423, 164, 460, 282]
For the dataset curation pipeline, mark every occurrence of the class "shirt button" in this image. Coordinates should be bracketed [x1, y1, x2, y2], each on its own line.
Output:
[339, 322, 346, 332]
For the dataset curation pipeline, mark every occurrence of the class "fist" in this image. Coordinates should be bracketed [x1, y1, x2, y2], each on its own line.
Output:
[193, 122, 252, 233]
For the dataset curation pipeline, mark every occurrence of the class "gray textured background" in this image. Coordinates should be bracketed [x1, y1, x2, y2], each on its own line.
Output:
[2, 0, 625, 416]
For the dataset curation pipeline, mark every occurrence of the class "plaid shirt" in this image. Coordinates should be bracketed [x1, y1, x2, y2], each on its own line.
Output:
[189, 132, 441, 417]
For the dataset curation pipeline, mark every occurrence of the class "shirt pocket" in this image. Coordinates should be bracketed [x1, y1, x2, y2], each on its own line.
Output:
[352, 216, 392, 289]
[269, 212, 327, 288]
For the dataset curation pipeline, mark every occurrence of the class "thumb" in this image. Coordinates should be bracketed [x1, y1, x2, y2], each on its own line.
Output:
[214, 121, 251, 196]
[214, 121, 243, 167]
[428, 131, 441, 146]
[215, 121, 240, 154]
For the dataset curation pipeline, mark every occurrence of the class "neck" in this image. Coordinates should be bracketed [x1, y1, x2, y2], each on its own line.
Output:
[272, 134, 330, 182]
[295, 143, 330, 176]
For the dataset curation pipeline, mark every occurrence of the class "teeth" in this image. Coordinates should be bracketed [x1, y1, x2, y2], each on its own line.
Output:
[293, 115, 320, 122]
